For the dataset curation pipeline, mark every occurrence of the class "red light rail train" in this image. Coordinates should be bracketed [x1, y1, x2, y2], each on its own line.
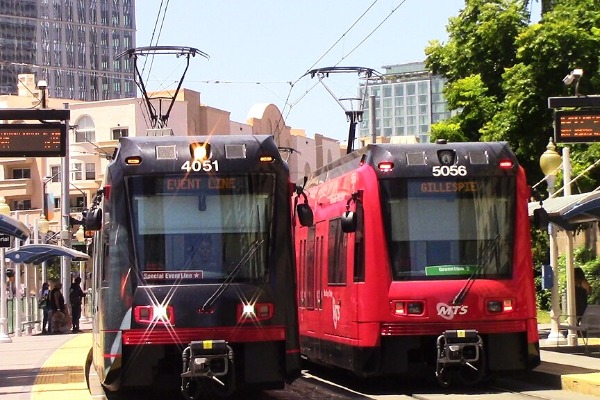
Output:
[294, 140, 540, 386]
[85, 135, 303, 399]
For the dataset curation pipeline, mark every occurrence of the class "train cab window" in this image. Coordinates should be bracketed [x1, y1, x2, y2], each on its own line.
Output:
[381, 177, 515, 281]
[127, 174, 274, 284]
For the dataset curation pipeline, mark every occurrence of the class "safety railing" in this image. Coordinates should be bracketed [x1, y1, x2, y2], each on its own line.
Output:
[5, 292, 93, 335]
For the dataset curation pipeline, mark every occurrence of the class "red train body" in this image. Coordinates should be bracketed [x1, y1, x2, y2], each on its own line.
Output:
[294, 141, 540, 384]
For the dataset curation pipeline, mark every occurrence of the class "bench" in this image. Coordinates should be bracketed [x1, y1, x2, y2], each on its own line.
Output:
[559, 304, 600, 350]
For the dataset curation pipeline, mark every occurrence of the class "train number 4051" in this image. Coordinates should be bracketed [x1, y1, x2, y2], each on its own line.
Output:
[181, 160, 220, 172]
[432, 165, 467, 177]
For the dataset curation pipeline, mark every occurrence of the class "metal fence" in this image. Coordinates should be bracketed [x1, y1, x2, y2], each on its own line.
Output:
[5, 292, 93, 335]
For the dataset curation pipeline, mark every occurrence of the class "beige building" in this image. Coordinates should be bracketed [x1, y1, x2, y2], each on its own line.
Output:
[0, 75, 344, 235]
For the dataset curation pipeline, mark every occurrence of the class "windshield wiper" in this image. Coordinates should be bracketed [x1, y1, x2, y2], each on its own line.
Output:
[200, 239, 264, 312]
[451, 235, 501, 306]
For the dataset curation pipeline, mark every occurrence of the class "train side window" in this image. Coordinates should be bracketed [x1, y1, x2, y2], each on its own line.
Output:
[327, 218, 347, 285]
[101, 242, 109, 283]
[306, 226, 316, 309]
[353, 204, 365, 282]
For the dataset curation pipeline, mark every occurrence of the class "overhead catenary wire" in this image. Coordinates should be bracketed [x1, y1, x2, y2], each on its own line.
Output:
[141, 0, 171, 83]
[279, 0, 409, 135]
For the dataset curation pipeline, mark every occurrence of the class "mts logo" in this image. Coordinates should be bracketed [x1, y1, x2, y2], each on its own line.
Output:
[436, 302, 468, 320]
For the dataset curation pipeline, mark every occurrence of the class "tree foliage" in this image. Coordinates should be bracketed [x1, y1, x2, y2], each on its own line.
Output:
[425, 0, 600, 191]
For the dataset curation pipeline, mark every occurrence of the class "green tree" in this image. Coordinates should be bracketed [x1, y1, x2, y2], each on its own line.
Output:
[425, 0, 600, 190]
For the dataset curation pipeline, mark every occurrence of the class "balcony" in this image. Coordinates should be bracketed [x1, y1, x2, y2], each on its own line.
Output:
[0, 178, 33, 197]
[0, 157, 31, 165]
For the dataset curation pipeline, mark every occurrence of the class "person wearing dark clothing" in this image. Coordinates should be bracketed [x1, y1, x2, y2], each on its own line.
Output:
[575, 267, 591, 321]
[69, 277, 85, 333]
[39, 282, 50, 334]
[50, 283, 66, 333]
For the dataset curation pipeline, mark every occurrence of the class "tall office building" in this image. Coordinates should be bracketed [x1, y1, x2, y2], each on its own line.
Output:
[359, 62, 451, 144]
[0, 0, 135, 101]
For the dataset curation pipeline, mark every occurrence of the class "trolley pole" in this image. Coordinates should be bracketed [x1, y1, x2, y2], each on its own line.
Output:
[540, 138, 565, 345]
[562, 147, 578, 345]
[369, 95, 376, 145]
[61, 103, 72, 308]
[0, 246, 10, 342]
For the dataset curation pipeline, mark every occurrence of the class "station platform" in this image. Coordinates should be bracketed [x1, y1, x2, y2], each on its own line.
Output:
[0, 320, 94, 400]
[2, 322, 600, 399]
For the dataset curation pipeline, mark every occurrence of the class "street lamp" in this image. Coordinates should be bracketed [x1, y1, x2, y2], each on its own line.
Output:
[37, 214, 49, 285]
[37, 80, 47, 109]
[539, 137, 564, 345]
[0, 197, 11, 342]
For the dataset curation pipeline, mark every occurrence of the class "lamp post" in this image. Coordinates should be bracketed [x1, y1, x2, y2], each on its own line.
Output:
[74, 225, 85, 281]
[539, 137, 565, 345]
[38, 214, 49, 284]
[0, 197, 11, 342]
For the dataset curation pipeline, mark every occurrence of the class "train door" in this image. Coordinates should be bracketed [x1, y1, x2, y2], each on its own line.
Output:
[302, 225, 323, 334]
[323, 218, 358, 342]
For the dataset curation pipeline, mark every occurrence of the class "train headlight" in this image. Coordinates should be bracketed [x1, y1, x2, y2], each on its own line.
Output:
[391, 300, 424, 315]
[378, 161, 394, 172]
[190, 142, 211, 161]
[134, 304, 175, 325]
[237, 302, 273, 323]
[487, 299, 513, 313]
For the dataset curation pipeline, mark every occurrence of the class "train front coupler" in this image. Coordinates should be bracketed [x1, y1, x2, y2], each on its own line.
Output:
[181, 340, 234, 399]
[435, 329, 484, 387]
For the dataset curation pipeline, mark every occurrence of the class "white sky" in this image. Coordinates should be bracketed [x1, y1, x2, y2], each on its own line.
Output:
[134, 1, 540, 142]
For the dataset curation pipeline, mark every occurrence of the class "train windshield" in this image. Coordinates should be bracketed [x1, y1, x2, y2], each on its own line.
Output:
[380, 177, 515, 281]
[128, 174, 274, 284]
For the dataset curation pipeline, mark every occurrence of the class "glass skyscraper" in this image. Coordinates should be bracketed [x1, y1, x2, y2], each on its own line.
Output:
[359, 62, 451, 144]
[0, 0, 135, 100]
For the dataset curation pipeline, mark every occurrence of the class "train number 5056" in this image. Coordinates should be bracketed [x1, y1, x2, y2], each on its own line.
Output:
[432, 165, 467, 177]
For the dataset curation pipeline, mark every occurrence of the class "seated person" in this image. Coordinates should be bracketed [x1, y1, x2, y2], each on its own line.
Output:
[196, 235, 221, 273]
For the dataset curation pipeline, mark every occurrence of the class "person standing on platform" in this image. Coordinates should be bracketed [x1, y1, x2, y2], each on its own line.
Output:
[69, 277, 85, 333]
[50, 282, 66, 333]
[575, 267, 592, 322]
[38, 282, 50, 334]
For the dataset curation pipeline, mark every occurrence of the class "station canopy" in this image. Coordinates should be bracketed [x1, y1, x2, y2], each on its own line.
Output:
[528, 190, 600, 230]
[0, 213, 30, 240]
[5, 244, 89, 264]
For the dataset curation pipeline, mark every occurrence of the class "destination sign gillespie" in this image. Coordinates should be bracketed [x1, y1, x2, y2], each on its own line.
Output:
[420, 181, 478, 193]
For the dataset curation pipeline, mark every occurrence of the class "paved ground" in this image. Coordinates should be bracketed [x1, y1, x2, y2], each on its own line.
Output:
[2, 322, 600, 399]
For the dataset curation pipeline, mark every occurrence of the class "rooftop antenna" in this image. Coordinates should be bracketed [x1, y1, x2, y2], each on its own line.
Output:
[118, 46, 209, 130]
[304, 66, 381, 153]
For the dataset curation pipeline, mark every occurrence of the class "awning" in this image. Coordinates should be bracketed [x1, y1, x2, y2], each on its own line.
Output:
[528, 191, 600, 230]
[5, 244, 89, 264]
[0, 214, 30, 240]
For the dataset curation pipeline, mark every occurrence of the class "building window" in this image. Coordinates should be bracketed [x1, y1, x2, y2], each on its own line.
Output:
[383, 85, 393, 98]
[73, 196, 85, 208]
[72, 163, 82, 180]
[75, 115, 96, 142]
[12, 169, 31, 179]
[50, 166, 61, 182]
[394, 84, 404, 97]
[111, 127, 128, 139]
[12, 200, 31, 210]
[85, 163, 95, 180]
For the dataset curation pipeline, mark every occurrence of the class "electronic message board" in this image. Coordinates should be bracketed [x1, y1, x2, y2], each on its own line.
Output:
[0, 123, 66, 157]
[555, 110, 600, 143]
